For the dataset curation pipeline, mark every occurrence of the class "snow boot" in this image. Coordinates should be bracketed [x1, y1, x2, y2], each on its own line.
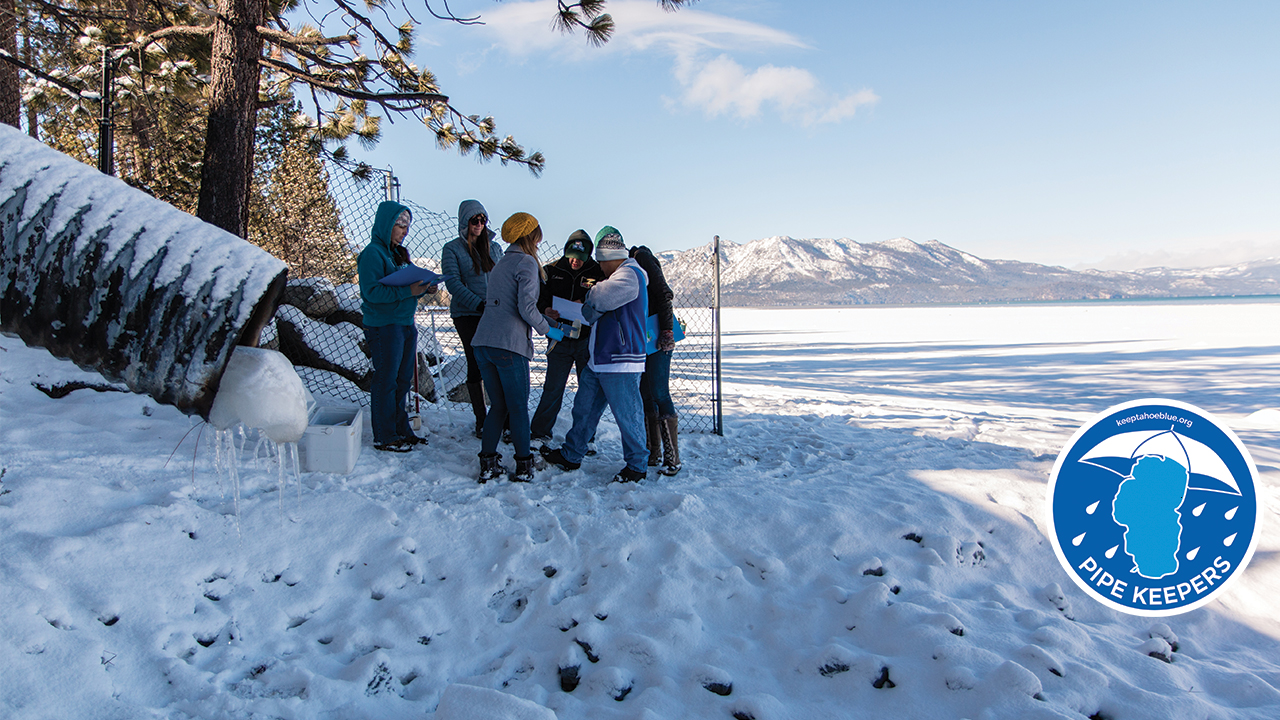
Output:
[658, 415, 681, 476]
[540, 446, 581, 471]
[612, 466, 646, 484]
[375, 439, 412, 453]
[511, 454, 538, 483]
[466, 382, 487, 438]
[645, 412, 661, 467]
[477, 452, 504, 484]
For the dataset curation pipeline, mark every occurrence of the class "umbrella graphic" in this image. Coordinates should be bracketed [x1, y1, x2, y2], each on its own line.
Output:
[1079, 427, 1241, 496]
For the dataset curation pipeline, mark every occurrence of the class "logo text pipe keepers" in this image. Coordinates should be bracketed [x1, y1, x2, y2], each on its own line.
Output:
[1047, 400, 1260, 616]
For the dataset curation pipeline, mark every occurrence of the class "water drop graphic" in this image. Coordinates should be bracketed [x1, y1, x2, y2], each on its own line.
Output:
[1186, 547, 1200, 561]
[1192, 503, 1206, 517]
[1072, 532, 1086, 547]
[1086, 501, 1100, 515]
[1225, 507, 1238, 521]
[1105, 545, 1119, 559]
[1224, 533, 1237, 547]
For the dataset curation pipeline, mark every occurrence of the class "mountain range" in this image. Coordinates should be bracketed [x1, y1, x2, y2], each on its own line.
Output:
[657, 236, 1280, 306]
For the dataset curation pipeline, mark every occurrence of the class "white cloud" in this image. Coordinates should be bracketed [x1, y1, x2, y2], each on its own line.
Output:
[674, 54, 878, 125]
[479, 1, 806, 56]
[479, 0, 874, 125]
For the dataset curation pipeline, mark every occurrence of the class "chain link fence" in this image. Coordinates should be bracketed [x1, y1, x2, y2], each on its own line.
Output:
[268, 158, 723, 435]
[1, 48, 723, 435]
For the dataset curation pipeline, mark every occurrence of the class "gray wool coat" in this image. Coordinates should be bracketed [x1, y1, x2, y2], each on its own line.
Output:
[471, 246, 552, 359]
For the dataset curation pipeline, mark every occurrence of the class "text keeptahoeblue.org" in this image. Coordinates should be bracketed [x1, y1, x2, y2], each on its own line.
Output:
[1115, 412, 1192, 429]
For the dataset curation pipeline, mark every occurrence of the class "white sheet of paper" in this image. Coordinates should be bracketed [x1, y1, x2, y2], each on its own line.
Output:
[552, 296, 590, 325]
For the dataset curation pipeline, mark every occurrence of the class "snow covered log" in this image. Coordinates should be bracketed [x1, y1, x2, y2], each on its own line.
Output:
[0, 124, 287, 419]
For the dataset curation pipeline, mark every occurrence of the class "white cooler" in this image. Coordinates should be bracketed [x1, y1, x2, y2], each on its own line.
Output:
[299, 402, 363, 474]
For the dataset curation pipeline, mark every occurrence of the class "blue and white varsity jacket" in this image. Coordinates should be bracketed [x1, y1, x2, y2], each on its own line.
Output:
[582, 259, 648, 373]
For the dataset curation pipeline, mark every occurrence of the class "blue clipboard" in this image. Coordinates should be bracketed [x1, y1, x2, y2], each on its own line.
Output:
[379, 265, 448, 287]
[644, 314, 686, 354]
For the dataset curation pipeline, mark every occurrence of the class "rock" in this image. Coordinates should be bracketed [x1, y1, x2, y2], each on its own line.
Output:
[275, 306, 372, 389]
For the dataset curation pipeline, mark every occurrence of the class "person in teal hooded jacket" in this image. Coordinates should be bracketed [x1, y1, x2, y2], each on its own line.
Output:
[359, 200, 434, 452]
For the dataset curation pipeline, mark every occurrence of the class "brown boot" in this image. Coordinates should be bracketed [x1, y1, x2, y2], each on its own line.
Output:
[645, 412, 661, 467]
[658, 415, 681, 476]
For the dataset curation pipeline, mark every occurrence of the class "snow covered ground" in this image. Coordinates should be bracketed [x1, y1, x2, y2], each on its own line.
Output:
[2, 300, 1278, 720]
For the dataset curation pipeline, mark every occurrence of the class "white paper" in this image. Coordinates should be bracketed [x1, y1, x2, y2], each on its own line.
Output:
[552, 296, 590, 325]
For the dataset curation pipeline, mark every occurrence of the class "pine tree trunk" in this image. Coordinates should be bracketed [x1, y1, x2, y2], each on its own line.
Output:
[196, 0, 265, 238]
[0, 0, 20, 128]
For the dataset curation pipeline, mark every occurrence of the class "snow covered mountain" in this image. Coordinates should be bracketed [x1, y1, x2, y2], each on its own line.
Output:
[659, 236, 1280, 306]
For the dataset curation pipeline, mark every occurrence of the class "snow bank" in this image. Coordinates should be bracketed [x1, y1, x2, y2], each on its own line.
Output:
[1, 302, 1278, 720]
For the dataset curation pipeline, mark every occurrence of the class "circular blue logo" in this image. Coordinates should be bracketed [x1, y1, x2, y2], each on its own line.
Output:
[1047, 399, 1261, 616]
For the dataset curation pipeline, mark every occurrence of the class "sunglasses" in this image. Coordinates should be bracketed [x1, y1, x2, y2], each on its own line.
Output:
[469, 216, 487, 226]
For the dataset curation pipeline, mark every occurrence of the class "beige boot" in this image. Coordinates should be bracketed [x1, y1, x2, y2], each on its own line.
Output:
[645, 412, 662, 467]
[658, 415, 681, 476]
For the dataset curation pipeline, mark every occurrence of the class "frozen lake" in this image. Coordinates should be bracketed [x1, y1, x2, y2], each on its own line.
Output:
[720, 299, 1280, 467]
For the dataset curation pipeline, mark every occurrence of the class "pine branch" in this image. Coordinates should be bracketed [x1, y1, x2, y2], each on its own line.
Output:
[256, 26, 358, 48]
[0, 50, 88, 95]
[423, 0, 482, 25]
[258, 55, 446, 107]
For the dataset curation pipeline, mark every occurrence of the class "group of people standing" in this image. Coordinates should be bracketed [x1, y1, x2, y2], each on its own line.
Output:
[358, 199, 682, 485]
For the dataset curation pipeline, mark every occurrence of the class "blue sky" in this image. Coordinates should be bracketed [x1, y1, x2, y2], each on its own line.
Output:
[354, 1, 1279, 270]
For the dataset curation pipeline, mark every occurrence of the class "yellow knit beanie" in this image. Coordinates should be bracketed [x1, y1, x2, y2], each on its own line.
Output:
[501, 212, 540, 244]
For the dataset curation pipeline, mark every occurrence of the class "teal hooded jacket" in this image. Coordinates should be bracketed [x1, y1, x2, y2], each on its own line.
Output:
[358, 200, 418, 327]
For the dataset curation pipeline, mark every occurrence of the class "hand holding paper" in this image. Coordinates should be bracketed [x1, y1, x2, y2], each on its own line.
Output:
[551, 296, 589, 325]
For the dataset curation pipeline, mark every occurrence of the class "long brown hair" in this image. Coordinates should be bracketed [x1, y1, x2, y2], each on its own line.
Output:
[512, 226, 547, 281]
[468, 231, 495, 275]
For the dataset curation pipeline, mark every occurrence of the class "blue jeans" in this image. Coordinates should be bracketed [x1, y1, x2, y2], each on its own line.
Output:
[563, 367, 647, 472]
[365, 323, 417, 444]
[640, 349, 676, 418]
[476, 345, 532, 458]
[530, 336, 590, 438]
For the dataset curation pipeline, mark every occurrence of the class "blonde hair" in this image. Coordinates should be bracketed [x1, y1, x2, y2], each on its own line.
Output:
[512, 225, 547, 281]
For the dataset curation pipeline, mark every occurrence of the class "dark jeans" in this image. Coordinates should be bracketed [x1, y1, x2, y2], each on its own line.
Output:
[640, 348, 676, 418]
[476, 346, 532, 458]
[365, 323, 417, 444]
[452, 314, 483, 384]
[530, 336, 590, 438]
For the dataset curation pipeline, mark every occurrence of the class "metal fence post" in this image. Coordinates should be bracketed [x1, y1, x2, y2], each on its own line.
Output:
[97, 47, 114, 176]
[712, 234, 723, 436]
[385, 170, 400, 202]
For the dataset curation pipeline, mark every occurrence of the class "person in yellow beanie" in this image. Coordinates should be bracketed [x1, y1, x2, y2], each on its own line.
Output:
[470, 213, 565, 482]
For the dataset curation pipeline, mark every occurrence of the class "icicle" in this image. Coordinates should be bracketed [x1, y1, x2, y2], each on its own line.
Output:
[254, 433, 270, 469]
[275, 440, 286, 519]
[225, 428, 243, 539]
[290, 443, 302, 508]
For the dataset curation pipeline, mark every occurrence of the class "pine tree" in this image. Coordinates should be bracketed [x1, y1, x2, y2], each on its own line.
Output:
[249, 100, 355, 282]
[3, 0, 699, 238]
